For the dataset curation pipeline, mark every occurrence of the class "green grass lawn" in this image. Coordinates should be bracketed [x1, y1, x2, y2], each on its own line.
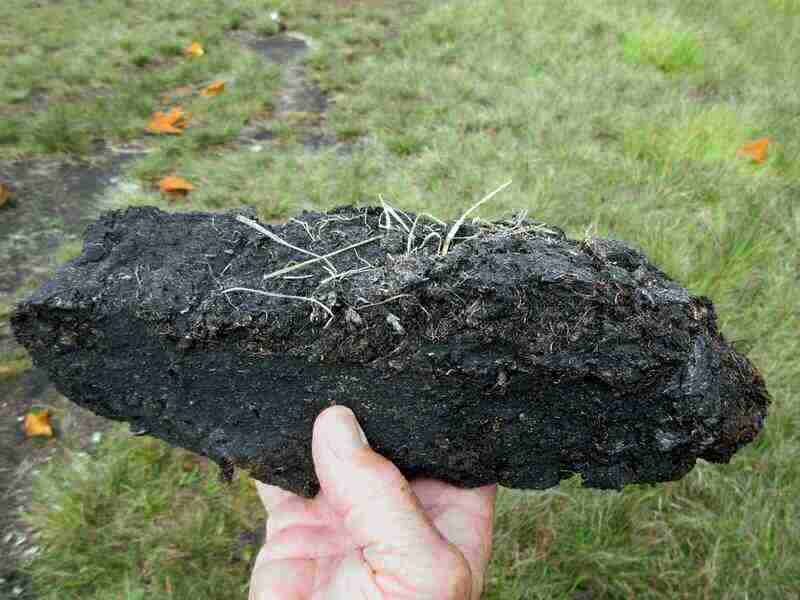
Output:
[4, 0, 799, 598]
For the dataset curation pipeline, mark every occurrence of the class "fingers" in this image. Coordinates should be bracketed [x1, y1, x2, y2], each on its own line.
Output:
[427, 489, 496, 600]
[311, 406, 442, 549]
[413, 479, 497, 523]
[412, 481, 497, 600]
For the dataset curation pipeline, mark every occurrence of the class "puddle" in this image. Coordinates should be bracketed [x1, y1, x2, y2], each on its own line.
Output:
[246, 34, 311, 65]
[244, 32, 328, 115]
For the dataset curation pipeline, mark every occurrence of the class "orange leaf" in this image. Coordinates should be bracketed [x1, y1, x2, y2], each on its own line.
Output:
[185, 41, 205, 57]
[159, 176, 194, 201]
[200, 80, 226, 98]
[24, 410, 54, 438]
[0, 183, 11, 208]
[147, 107, 189, 135]
[737, 137, 771, 163]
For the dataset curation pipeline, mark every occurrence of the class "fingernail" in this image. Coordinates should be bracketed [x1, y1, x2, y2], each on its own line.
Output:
[326, 406, 369, 460]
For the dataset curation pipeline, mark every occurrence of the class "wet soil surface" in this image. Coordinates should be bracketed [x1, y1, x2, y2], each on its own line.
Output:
[236, 32, 341, 151]
[0, 153, 138, 297]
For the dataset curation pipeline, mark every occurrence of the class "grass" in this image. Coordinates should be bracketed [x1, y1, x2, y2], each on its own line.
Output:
[0, 278, 44, 380]
[52, 240, 84, 265]
[0, 239, 84, 380]
[24, 428, 262, 600]
[620, 19, 704, 73]
[0, 0, 283, 160]
[4, 0, 799, 597]
[0, 350, 32, 381]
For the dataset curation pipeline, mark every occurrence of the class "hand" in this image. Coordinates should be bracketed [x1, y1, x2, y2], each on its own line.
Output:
[249, 405, 497, 600]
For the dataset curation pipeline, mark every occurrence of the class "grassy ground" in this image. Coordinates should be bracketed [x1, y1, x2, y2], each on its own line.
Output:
[3, 0, 799, 597]
[0, 0, 285, 159]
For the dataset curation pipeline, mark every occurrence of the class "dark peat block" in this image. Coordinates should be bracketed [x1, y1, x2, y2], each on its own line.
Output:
[12, 206, 769, 496]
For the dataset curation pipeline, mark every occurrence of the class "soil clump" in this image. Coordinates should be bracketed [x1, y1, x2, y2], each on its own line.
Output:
[12, 205, 770, 497]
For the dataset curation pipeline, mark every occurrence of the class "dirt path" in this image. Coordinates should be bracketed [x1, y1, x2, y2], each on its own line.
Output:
[237, 32, 336, 150]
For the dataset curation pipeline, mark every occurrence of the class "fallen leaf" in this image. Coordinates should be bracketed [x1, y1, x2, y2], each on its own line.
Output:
[147, 107, 189, 135]
[24, 410, 54, 438]
[185, 41, 205, 57]
[737, 137, 771, 163]
[159, 175, 194, 200]
[200, 80, 226, 98]
[0, 183, 11, 208]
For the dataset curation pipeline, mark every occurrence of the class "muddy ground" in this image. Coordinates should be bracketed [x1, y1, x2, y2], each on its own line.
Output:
[0, 32, 328, 599]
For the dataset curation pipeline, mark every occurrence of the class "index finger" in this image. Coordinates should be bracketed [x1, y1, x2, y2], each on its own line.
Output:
[412, 479, 497, 600]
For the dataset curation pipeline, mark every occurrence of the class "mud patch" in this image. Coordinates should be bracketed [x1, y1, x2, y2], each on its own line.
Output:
[246, 34, 310, 66]
[0, 154, 136, 293]
[244, 33, 328, 115]
[236, 32, 339, 151]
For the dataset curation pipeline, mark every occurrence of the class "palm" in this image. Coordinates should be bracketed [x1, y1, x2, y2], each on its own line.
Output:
[251, 478, 496, 600]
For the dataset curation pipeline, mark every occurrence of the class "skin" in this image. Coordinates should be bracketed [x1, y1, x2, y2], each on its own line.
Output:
[250, 405, 497, 600]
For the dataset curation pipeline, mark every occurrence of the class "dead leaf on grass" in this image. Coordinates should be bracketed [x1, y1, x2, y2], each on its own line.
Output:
[147, 107, 189, 135]
[737, 137, 771, 163]
[159, 176, 194, 200]
[185, 41, 205, 57]
[24, 410, 54, 438]
[200, 80, 226, 98]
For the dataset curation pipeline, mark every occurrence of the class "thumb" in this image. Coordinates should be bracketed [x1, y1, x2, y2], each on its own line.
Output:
[312, 406, 442, 549]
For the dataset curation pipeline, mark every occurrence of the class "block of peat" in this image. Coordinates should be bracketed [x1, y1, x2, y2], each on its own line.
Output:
[12, 205, 769, 497]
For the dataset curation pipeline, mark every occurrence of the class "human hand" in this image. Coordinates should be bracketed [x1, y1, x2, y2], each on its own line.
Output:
[249, 405, 497, 600]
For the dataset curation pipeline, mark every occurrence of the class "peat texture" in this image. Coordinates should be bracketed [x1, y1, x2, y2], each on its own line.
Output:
[12, 206, 769, 497]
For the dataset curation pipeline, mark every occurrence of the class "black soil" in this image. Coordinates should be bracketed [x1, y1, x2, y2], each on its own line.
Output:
[12, 206, 770, 497]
